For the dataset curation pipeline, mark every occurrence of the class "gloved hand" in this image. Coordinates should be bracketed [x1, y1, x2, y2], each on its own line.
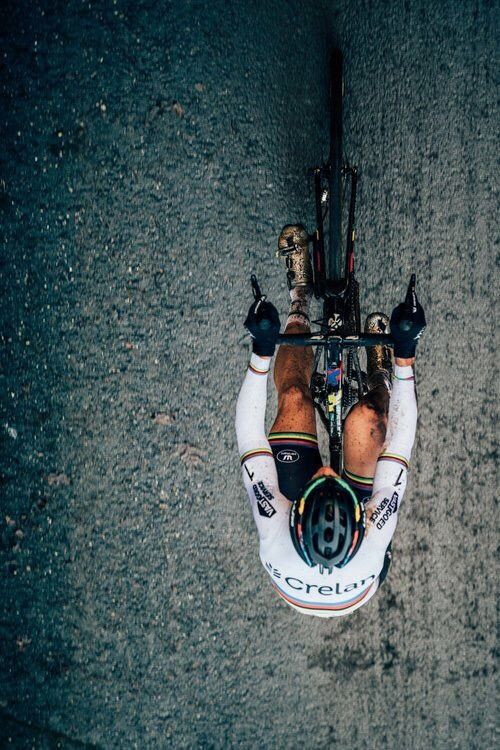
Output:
[390, 274, 426, 358]
[244, 298, 281, 357]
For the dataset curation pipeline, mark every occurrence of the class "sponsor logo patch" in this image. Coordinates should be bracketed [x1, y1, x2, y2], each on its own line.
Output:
[276, 449, 300, 464]
[371, 491, 399, 529]
[264, 562, 376, 595]
[253, 481, 276, 517]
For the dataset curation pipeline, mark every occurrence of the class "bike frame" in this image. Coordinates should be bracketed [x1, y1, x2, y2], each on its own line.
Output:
[250, 52, 418, 478]
[276, 52, 394, 474]
[277, 275, 393, 474]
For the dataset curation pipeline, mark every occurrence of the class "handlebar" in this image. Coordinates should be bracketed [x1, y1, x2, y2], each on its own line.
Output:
[247, 273, 419, 348]
[276, 332, 394, 348]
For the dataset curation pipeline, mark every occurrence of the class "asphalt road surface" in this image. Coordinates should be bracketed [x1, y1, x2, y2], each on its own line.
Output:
[0, 1, 498, 748]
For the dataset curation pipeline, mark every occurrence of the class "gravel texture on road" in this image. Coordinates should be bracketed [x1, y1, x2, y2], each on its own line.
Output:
[0, 1, 497, 748]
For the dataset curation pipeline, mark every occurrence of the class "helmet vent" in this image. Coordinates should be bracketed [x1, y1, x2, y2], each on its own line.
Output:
[291, 476, 365, 568]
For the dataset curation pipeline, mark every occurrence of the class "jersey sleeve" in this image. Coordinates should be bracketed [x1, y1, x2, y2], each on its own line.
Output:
[235, 353, 290, 540]
[365, 364, 418, 547]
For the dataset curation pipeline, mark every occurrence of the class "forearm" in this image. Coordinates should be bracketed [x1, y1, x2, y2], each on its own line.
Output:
[235, 353, 272, 455]
[369, 362, 417, 507]
[382, 363, 418, 461]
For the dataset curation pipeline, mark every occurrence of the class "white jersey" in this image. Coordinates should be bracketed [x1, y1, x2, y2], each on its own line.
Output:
[235, 353, 418, 617]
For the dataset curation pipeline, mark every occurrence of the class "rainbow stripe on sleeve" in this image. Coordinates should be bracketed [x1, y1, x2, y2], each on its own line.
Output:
[377, 452, 409, 470]
[240, 447, 274, 465]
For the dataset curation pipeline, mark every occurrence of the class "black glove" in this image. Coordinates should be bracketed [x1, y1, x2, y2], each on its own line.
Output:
[244, 299, 281, 357]
[390, 274, 426, 358]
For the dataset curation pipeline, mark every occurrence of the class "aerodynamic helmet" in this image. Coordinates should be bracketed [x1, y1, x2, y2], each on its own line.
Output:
[290, 475, 366, 569]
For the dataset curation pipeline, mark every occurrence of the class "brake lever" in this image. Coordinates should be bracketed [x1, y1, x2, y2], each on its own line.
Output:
[404, 273, 417, 313]
[250, 274, 266, 303]
[398, 273, 417, 332]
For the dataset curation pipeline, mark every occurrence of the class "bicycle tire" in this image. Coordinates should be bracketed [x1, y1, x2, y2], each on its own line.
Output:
[328, 49, 343, 281]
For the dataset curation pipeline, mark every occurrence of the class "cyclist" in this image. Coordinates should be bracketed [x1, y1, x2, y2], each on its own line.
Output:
[235, 225, 426, 617]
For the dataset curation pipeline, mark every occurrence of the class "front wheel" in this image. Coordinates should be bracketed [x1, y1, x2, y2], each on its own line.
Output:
[328, 49, 343, 281]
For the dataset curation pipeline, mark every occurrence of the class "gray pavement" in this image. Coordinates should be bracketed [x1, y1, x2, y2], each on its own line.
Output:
[0, 0, 498, 748]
